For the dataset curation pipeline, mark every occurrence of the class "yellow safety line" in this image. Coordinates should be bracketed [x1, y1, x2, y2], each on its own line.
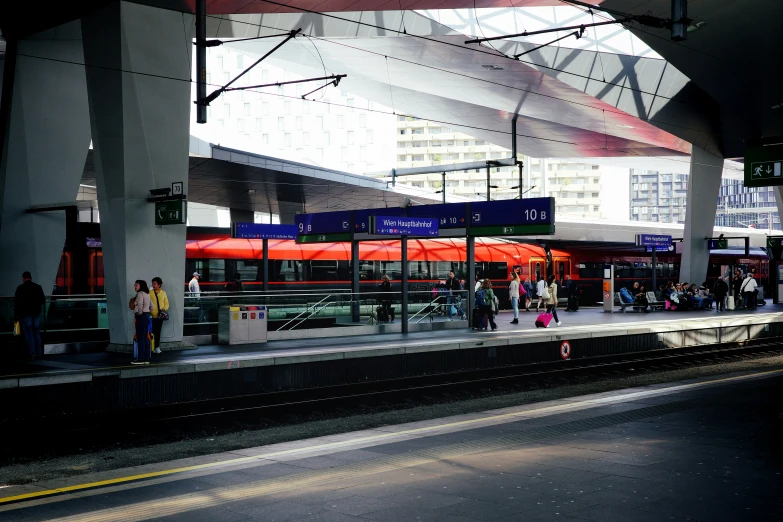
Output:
[2, 367, 781, 506]
[4, 312, 781, 379]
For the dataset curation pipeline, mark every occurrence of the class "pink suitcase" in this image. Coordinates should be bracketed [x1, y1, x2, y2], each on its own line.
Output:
[535, 312, 553, 328]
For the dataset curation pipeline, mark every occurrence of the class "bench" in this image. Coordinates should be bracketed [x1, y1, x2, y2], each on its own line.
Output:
[646, 291, 666, 311]
[616, 292, 634, 313]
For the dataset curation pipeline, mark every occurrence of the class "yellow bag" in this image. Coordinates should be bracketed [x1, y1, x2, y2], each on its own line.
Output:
[13, 321, 21, 336]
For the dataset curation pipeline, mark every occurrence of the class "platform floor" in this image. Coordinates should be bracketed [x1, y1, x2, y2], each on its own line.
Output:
[3, 368, 782, 521]
[3, 306, 783, 380]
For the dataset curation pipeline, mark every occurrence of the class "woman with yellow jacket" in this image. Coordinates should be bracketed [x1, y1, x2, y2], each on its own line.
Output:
[150, 276, 169, 354]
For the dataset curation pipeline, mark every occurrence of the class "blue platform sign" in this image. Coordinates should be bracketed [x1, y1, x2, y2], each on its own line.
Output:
[469, 198, 554, 226]
[234, 223, 298, 240]
[354, 207, 406, 233]
[406, 203, 468, 229]
[295, 210, 352, 235]
[635, 234, 672, 248]
[373, 216, 439, 236]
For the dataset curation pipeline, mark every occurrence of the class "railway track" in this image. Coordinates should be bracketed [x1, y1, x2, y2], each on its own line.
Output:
[3, 339, 782, 463]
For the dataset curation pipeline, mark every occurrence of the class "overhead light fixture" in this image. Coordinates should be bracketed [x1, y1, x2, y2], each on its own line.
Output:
[771, 104, 782, 110]
[481, 65, 504, 71]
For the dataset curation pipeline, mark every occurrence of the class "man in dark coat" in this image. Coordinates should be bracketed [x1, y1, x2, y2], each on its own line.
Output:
[15, 271, 46, 359]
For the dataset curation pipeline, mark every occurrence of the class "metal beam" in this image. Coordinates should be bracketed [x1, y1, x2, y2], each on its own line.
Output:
[388, 158, 517, 177]
[195, 0, 207, 123]
[401, 237, 408, 334]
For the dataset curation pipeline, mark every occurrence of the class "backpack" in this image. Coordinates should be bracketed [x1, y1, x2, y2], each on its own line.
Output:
[476, 288, 489, 306]
[619, 287, 634, 304]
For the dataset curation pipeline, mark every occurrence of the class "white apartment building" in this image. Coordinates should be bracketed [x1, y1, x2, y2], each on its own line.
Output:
[392, 118, 629, 220]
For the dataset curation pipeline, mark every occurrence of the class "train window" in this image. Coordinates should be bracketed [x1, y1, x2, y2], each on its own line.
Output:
[358, 261, 374, 280]
[614, 263, 632, 280]
[275, 260, 302, 282]
[208, 259, 225, 282]
[408, 261, 430, 280]
[236, 260, 262, 282]
[578, 262, 602, 279]
[486, 262, 508, 280]
[434, 262, 454, 280]
[380, 261, 402, 281]
[310, 260, 338, 281]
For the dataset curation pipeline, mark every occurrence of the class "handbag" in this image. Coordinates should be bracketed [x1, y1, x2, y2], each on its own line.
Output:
[154, 291, 168, 321]
[13, 321, 21, 336]
[542, 286, 551, 300]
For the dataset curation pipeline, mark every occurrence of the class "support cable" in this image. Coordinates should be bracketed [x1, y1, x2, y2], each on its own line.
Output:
[203, 28, 301, 106]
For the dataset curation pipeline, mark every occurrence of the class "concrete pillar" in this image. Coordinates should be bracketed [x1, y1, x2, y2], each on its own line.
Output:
[277, 201, 301, 225]
[0, 22, 91, 296]
[229, 208, 254, 224]
[773, 187, 783, 231]
[680, 145, 724, 285]
[82, 2, 193, 347]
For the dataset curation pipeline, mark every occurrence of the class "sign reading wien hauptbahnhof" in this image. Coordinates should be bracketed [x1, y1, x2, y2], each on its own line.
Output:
[635, 234, 672, 248]
[372, 216, 439, 236]
[745, 140, 783, 187]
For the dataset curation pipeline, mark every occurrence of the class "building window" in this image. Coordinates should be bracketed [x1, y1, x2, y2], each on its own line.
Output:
[347, 131, 355, 145]
[398, 155, 407, 161]
[217, 119, 224, 127]
[216, 56, 224, 70]
[341, 147, 348, 161]
[284, 133, 291, 147]
[591, 192, 599, 198]
[224, 104, 231, 118]
[397, 141, 407, 148]
[593, 205, 599, 212]
[323, 132, 330, 146]
[399, 129, 407, 135]
[244, 103, 251, 116]
[347, 98, 354, 112]
[262, 134, 269, 144]
[366, 130, 374, 144]
[338, 115, 345, 128]
[317, 148, 323, 158]
[296, 116, 303, 130]
[284, 101, 291, 115]
[237, 119, 244, 132]
[262, 102, 269, 116]
[303, 132, 310, 146]
[412, 154, 424, 161]
[430, 127, 441, 134]
[475, 140, 485, 146]
[317, 116, 323, 130]
[255, 118, 262, 132]
[277, 117, 284, 131]
[359, 114, 366, 128]
[464, 141, 469, 146]
[412, 128, 424, 135]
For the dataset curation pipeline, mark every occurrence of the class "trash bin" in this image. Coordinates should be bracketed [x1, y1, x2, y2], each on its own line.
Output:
[97, 302, 109, 329]
[219, 305, 268, 345]
[246, 306, 268, 343]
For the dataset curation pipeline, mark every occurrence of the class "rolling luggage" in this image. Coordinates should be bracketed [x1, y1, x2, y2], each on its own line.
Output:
[377, 307, 389, 322]
[535, 312, 553, 328]
[567, 295, 579, 311]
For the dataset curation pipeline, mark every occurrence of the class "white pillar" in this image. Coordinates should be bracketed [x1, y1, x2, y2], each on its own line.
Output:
[540, 159, 547, 197]
[0, 23, 91, 296]
[82, 2, 193, 347]
[680, 145, 724, 284]
[773, 187, 783, 230]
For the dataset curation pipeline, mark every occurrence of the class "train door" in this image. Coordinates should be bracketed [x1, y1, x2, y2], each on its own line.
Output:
[55, 252, 72, 295]
[554, 257, 571, 282]
[529, 257, 547, 281]
[88, 250, 104, 294]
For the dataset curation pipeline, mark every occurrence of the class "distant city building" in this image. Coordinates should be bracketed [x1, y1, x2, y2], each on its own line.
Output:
[392, 117, 627, 220]
[629, 170, 781, 230]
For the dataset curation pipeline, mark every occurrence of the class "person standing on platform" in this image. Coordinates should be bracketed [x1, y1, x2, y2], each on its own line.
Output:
[225, 273, 244, 293]
[522, 277, 534, 312]
[508, 272, 521, 324]
[564, 275, 579, 312]
[150, 277, 169, 354]
[132, 280, 152, 365]
[379, 274, 394, 322]
[733, 273, 744, 309]
[546, 274, 561, 326]
[444, 271, 463, 321]
[713, 277, 728, 312]
[741, 273, 758, 310]
[189, 272, 201, 298]
[14, 271, 45, 360]
[535, 276, 546, 312]
[476, 279, 497, 331]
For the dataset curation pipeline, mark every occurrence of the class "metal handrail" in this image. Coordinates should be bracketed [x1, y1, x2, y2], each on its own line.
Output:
[276, 294, 333, 331]
[287, 299, 340, 330]
[408, 296, 445, 323]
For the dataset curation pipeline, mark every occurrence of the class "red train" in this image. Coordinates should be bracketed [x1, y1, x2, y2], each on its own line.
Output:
[56, 224, 769, 306]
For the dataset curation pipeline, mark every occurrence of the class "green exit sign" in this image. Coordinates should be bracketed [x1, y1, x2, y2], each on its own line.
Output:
[155, 199, 186, 225]
[745, 140, 783, 187]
